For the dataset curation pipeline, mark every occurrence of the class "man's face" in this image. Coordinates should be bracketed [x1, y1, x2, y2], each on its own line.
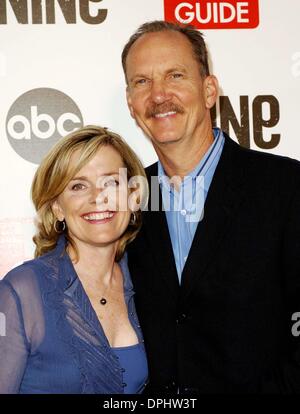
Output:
[126, 30, 216, 150]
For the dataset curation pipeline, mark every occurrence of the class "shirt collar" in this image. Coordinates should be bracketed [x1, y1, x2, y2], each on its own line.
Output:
[158, 127, 222, 190]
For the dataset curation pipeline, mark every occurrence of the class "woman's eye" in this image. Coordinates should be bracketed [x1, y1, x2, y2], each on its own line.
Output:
[104, 179, 119, 187]
[71, 183, 85, 191]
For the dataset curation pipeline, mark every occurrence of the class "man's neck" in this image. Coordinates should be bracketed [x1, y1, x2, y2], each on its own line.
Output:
[155, 128, 215, 180]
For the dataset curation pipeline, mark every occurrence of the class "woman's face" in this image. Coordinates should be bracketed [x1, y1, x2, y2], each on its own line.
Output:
[52, 145, 131, 253]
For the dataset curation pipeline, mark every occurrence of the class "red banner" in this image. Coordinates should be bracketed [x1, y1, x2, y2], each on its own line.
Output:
[164, 0, 260, 29]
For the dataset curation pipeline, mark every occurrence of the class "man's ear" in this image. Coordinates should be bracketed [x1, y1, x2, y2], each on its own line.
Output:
[52, 199, 64, 222]
[204, 75, 219, 109]
[126, 86, 135, 119]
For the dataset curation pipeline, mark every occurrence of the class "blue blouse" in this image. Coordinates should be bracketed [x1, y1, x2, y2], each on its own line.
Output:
[112, 343, 148, 394]
[0, 236, 148, 394]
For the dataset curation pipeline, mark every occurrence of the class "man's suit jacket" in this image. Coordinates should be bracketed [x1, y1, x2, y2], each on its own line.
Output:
[127, 133, 300, 393]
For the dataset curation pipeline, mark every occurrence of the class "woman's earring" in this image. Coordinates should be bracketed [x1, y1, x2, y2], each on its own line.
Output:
[130, 212, 137, 225]
[54, 220, 66, 233]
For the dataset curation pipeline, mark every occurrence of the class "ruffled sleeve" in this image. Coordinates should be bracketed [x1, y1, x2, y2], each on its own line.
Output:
[0, 279, 29, 393]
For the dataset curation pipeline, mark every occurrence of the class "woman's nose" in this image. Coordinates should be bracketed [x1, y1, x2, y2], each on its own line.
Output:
[89, 187, 108, 205]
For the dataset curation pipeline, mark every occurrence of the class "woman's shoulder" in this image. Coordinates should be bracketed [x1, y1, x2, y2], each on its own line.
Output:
[1, 247, 63, 298]
[1, 258, 45, 297]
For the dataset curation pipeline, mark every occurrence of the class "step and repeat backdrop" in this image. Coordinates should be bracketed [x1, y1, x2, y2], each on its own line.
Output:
[0, 0, 300, 276]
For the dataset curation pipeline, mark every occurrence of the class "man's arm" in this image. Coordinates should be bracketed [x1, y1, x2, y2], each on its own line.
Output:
[260, 171, 300, 393]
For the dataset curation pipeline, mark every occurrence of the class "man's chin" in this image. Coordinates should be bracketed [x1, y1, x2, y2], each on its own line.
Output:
[151, 135, 181, 146]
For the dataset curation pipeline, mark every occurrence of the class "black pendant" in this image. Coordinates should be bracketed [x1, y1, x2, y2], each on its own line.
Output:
[100, 297, 107, 305]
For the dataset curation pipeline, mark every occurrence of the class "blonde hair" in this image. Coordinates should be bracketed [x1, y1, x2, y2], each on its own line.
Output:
[31, 125, 147, 261]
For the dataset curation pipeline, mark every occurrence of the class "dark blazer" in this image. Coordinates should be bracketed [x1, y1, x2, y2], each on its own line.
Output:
[127, 133, 300, 393]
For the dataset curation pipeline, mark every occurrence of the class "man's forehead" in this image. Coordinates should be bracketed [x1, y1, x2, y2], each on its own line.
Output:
[129, 30, 191, 53]
[126, 31, 196, 73]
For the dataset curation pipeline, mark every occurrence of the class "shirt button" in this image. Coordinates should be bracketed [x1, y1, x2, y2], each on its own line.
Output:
[122, 383, 127, 387]
[184, 256, 187, 261]
[180, 209, 187, 216]
[177, 313, 187, 324]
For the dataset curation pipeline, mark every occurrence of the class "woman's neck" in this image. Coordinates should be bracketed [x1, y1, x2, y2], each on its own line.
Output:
[68, 241, 119, 290]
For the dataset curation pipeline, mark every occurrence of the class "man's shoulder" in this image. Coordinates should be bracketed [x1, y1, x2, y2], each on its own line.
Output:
[224, 133, 300, 180]
[144, 133, 300, 186]
[145, 161, 158, 177]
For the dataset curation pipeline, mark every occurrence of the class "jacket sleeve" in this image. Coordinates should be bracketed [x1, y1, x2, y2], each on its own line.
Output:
[0, 279, 29, 394]
[260, 171, 300, 393]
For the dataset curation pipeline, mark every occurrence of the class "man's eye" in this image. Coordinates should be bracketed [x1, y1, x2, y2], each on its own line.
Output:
[171, 73, 183, 79]
[72, 183, 85, 191]
[135, 78, 147, 86]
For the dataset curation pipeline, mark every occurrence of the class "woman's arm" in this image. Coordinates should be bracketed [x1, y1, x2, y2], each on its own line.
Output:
[0, 279, 30, 394]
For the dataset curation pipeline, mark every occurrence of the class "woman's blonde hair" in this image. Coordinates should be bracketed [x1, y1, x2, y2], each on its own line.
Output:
[31, 125, 148, 261]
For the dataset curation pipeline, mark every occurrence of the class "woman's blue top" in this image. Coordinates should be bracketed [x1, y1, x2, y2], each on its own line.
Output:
[0, 235, 148, 394]
[112, 343, 149, 394]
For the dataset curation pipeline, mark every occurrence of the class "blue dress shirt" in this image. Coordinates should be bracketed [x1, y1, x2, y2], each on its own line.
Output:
[158, 128, 225, 283]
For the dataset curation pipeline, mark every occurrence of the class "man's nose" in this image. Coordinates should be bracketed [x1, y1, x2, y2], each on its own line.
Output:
[150, 80, 171, 104]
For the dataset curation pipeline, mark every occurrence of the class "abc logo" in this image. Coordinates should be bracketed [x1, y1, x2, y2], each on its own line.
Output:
[6, 88, 83, 164]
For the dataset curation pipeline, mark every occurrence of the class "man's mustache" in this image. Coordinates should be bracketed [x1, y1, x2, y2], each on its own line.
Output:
[146, 103, 184, 119]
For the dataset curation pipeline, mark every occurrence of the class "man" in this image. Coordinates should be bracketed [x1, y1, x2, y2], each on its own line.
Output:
[122, 21, 300, 393]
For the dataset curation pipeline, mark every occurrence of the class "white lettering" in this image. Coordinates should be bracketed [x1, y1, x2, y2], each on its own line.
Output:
[237, 2, 250, 23]
[291, 312, 300, 337]
[0, 51, 6, 76]
[128, 175, 149, 212]
[213, 2, 218, 23]
[292, 52, 300, 78]
[0, 312, 6, 337]
[8, 107, 81, 140]
[219, 3, 236, 23]
[175, 1, 251, 24]
[57, 112, 81, 136]
[31, 106, 55, 139]
[196, 3, 211, 24]
[175, 2, 194, 24]
[7, 114, 31, 140]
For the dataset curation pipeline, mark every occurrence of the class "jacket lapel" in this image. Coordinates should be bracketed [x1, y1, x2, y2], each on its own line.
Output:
[143, 164, 180, 299]
[180, 135, 247, 298]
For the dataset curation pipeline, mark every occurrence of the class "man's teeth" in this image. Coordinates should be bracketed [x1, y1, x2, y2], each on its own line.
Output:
[154, 111, 176, 118]
[83, 212, 114, 221]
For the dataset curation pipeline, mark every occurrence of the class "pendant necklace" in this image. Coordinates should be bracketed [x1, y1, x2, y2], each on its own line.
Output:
[99, 283, 109, 305]
[100, 297, 107, 305]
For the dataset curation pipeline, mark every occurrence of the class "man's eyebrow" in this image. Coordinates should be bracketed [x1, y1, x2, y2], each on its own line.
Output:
[166, 66, 187, 74]
[129, 67, 187, 82]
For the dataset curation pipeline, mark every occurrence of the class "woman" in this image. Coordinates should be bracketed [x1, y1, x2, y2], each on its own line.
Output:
[0, 126, 149, 394]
